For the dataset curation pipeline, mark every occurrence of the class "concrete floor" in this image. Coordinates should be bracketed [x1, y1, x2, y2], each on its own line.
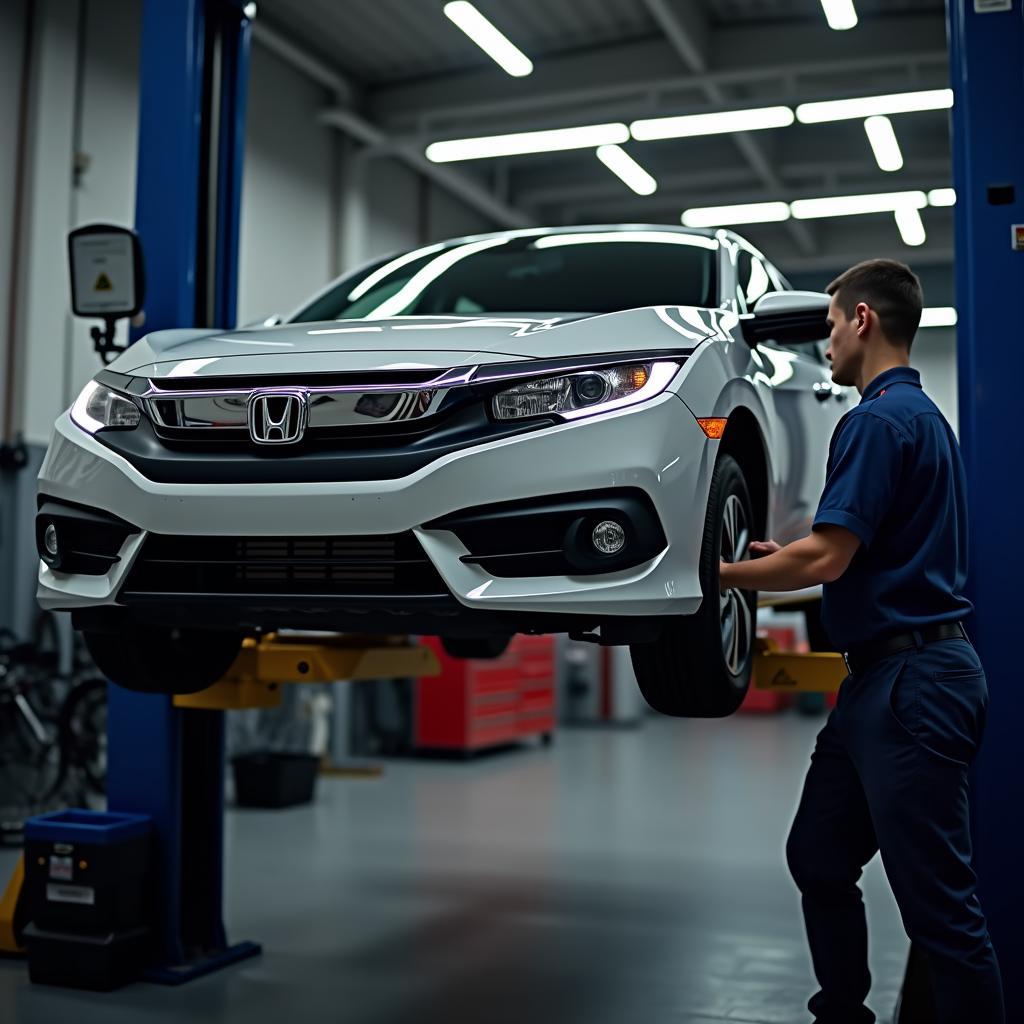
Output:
[0, 712, 908, 1024]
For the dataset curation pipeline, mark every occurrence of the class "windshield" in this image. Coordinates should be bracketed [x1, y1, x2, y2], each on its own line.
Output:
[291, 231, 717, 322]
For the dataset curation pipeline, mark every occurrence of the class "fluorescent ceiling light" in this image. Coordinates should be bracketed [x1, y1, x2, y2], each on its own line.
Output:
[595, 145, 657, 196]
[534, 231, 718, 251]
[426, 123, 629, 162]
[443, 2, 533, 77]
[928, 188, 957, 207]
[796, 89, 953, 124]
[820, 0, 858, 30]
[790, 190, 927, 219]
[920, 307, 957, 328]
[863, 116, 903, 172]
[894, 207, 926, 246]
[681, 202, 791, 228]
[630, 106, 794, 141]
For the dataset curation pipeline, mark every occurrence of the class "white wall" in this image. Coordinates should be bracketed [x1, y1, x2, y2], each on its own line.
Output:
[12, 0, 141, 446]
[914, 329, 958, 433]
[237, 43, 335, 325]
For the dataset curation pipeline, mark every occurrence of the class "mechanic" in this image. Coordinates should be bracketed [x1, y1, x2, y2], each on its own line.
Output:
[719, 259, 1004, 1024]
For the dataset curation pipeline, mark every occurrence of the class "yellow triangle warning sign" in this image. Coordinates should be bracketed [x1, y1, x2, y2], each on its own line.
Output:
[93, 272, 113, 292]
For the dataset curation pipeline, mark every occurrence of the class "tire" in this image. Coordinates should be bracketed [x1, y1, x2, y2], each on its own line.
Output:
[82, 626, 243, 695]
[440, 635, 512, 660]
[629, 454, 758, 717]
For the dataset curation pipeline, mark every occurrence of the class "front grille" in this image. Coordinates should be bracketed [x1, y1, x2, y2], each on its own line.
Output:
[121, 533, 449, 597]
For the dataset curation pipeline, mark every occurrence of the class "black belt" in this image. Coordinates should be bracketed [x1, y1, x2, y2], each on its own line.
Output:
[843, 622, 968, 676]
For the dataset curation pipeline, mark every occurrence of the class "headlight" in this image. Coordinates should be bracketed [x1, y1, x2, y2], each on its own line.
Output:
[70, 380, 141, 434]
[491, 361, 680, 421]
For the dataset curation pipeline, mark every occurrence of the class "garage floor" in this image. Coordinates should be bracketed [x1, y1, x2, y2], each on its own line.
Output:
[0, 713, 907, 1024]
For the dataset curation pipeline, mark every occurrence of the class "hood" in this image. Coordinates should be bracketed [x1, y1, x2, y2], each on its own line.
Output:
[111, 308, 723, 380]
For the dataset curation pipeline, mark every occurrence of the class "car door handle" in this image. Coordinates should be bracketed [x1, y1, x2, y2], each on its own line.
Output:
[812, 382, 834, 402]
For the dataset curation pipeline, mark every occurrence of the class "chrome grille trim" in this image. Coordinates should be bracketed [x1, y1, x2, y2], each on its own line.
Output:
[144, 385, 455, 430]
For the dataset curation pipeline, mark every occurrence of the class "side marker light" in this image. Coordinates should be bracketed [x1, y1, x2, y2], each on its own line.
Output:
[697, 418, 728, 439]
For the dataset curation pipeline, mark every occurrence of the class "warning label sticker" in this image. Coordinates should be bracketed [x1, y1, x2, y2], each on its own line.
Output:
[49, 855, 73, 881]
[70, 232, 135, 315]
[47, 883, 95, 906]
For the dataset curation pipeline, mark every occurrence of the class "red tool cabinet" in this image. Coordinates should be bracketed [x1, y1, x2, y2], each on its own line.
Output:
[415, 635, 557, 753]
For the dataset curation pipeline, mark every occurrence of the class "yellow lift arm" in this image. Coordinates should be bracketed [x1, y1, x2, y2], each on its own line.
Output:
[753, 637, 847, 693]
[174, 633, 442, 710]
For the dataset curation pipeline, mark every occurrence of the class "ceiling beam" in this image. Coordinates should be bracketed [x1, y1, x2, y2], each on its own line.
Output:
[317, 109, 531, 229]
[518, 158, 953, 208]
[251, 20, 529, 230]
[642, 0, 817, 255]
[364, 16, 948, 134]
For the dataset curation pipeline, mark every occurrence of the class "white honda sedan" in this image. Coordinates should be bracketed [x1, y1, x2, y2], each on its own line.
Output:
[36, 225, 849, 715]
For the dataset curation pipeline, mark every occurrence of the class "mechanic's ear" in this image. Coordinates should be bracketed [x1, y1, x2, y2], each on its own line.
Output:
[854, 301, 871, 338]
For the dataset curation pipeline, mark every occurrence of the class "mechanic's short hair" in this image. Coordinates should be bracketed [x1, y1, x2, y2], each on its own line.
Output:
[826, 259, 923, 349]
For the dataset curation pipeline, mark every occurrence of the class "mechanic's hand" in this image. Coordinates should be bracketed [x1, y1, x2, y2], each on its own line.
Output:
[749, 539, 781, 558]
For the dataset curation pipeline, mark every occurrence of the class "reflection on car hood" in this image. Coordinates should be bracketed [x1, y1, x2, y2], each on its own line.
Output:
[112, 308, 724, 379]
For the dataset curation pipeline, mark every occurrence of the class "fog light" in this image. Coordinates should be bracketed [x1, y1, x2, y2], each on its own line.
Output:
[44, 523, 59, 558]
[592, 520, 626, 555]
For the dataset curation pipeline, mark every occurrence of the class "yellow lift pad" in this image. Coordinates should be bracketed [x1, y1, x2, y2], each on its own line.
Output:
[174, 634, 442, 710]
[753, 637, 848, 693]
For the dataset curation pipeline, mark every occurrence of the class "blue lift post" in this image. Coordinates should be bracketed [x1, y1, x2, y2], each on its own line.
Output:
[105, 0, 259, 982]
[947, 0, 1024, 1019]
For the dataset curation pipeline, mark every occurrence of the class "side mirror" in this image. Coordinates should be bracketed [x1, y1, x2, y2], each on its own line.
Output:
[741, 290, 830, 347]
[68, 224, 146, 363]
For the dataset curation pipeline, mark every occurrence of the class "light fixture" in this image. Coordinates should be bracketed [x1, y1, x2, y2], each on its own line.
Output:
[796, 89, 954, 124]
[630, 106, 794, 141]
[863, 116, 903, 172]
[928, 188, 957, 207]
[820, 0, 858, 30]
[595, 145, 657, 196]
[682, 201, 791, 228]
[790, 190, 927, 219]
[443, 2, 533, 77]
[425, 123, 629, 162]
[920, 307, 958, 328]
[894, 207, 927, 246]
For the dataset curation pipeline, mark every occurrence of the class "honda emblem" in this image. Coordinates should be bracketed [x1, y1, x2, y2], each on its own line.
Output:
[247, 390, 308, 445]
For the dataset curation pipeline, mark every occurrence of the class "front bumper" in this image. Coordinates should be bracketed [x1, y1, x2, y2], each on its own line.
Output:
[37, 393, 714, 623]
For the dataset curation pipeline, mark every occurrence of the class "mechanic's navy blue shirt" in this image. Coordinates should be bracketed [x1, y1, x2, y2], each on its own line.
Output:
[812, 366, 972, 651]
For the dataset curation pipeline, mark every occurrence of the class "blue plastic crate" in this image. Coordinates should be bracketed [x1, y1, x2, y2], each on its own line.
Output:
[25, 810, 151, 846]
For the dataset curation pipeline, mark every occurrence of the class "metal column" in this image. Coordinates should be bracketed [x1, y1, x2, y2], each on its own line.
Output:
[948, 0, 1023, 1018]
[105, 0, 258, 982]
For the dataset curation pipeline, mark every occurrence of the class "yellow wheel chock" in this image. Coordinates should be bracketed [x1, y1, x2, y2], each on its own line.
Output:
[173, 633, 442, 710]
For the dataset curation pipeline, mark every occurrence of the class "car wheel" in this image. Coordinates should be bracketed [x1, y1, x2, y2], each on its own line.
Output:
[82, 626, 244, 695]
[629, 454, 757, 717]
[440, 636, 512, 660]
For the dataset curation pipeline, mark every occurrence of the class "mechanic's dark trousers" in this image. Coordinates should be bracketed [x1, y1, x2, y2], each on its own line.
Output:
[786, 637, 1004, 1024]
